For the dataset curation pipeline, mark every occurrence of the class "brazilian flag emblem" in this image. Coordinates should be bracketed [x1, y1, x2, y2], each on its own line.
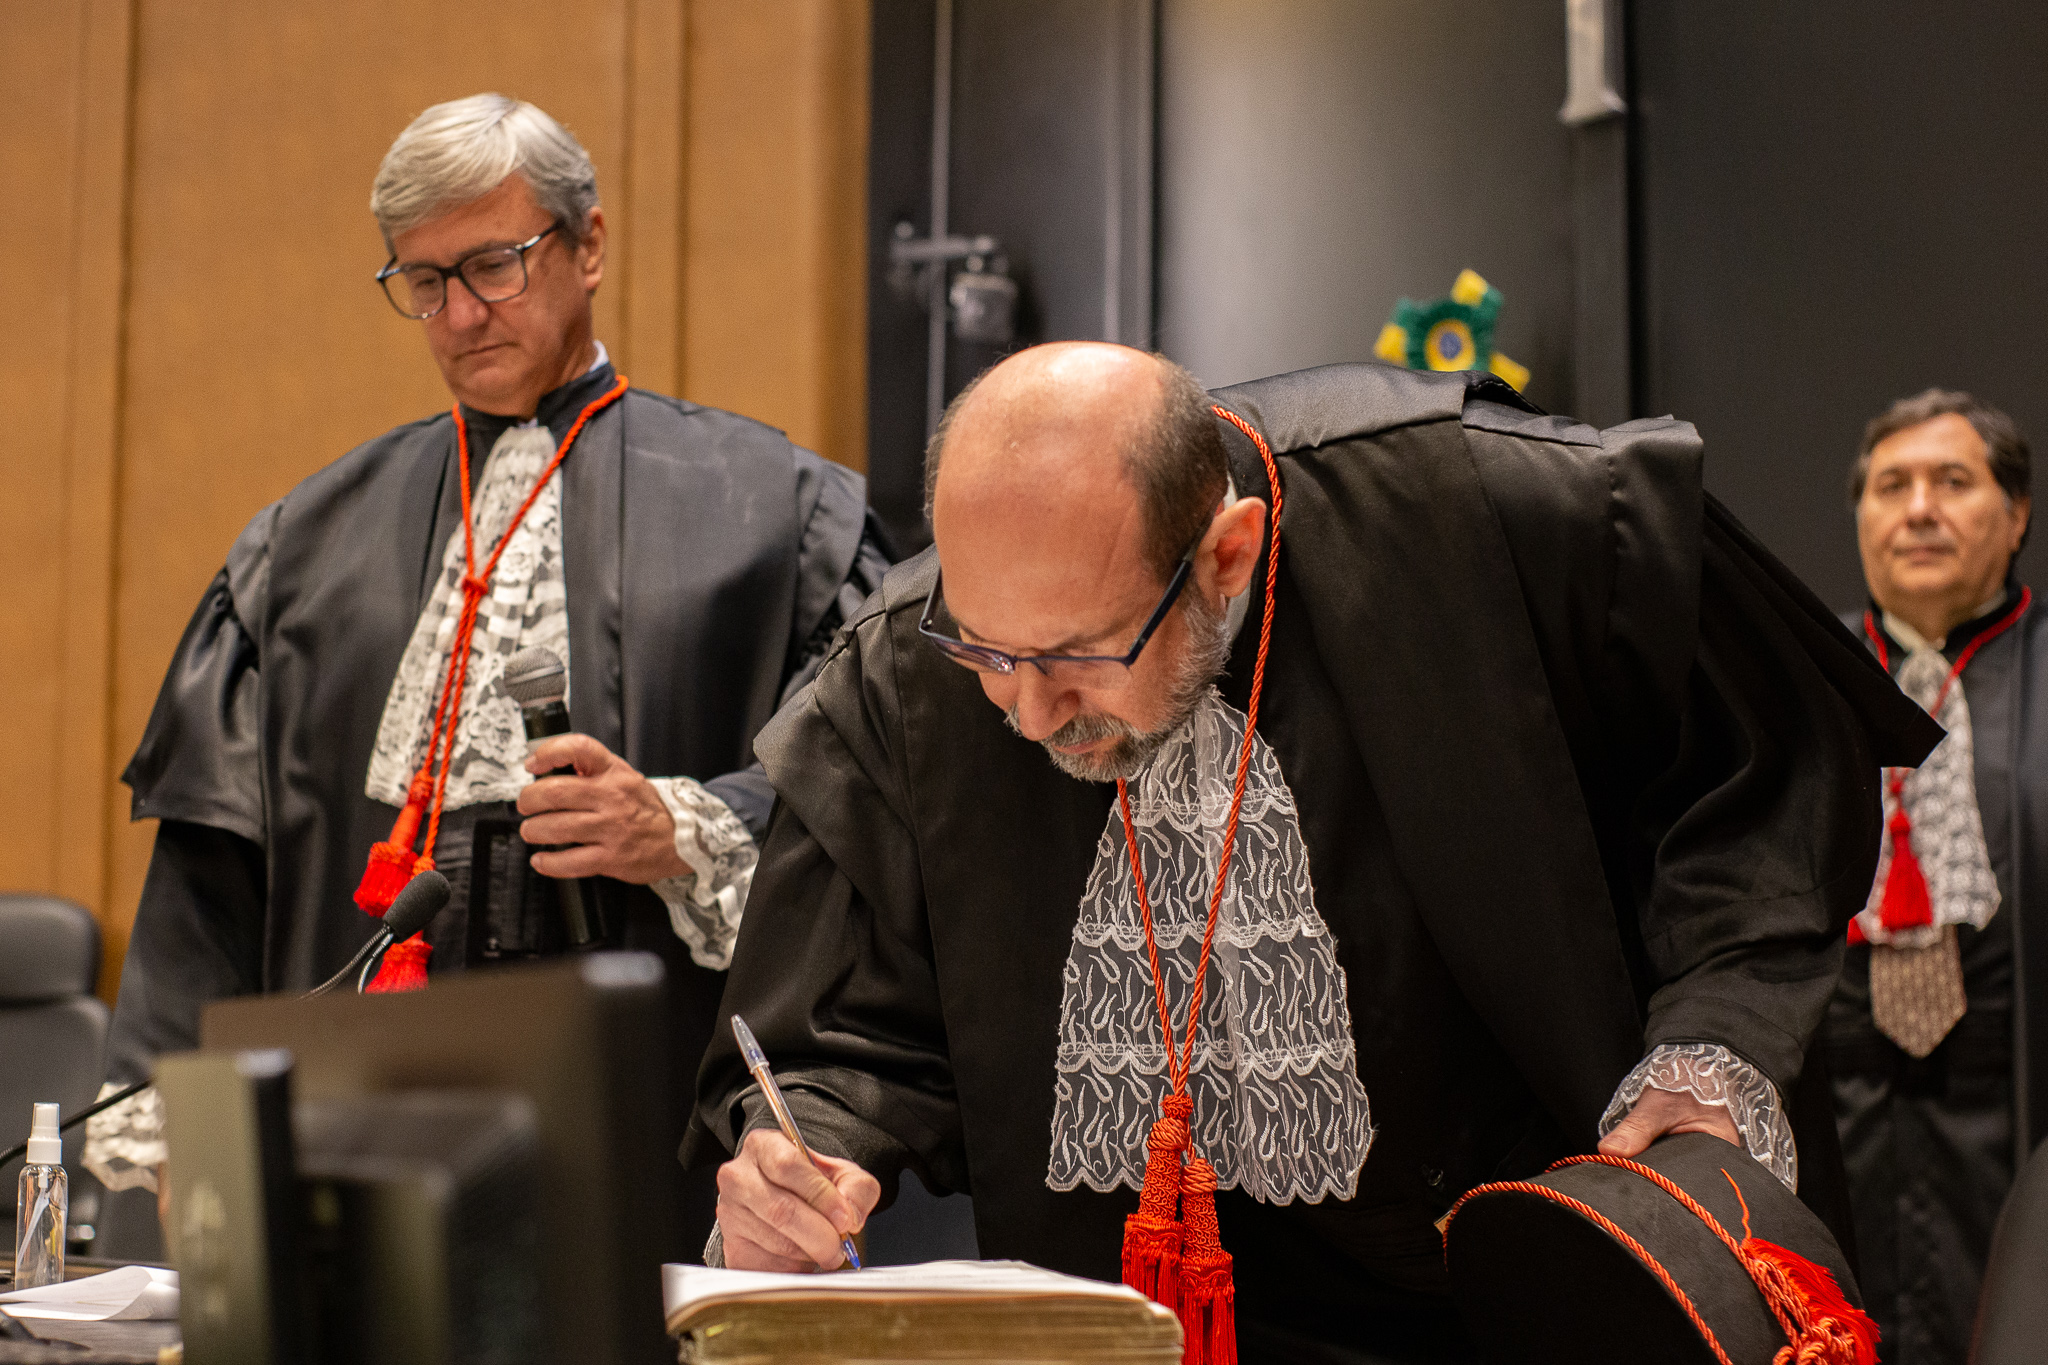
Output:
[1374, 268, 1530, 392]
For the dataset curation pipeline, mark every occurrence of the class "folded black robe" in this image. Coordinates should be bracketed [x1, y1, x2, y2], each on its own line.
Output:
[691, 363, 1938, 1356]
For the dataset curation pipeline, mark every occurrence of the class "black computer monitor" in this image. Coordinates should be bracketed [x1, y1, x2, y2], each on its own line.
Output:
[200, 952, 677, 1365]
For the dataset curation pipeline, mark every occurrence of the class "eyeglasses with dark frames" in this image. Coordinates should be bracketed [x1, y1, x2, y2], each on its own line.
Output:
[375, 224, 562, 320]
[917, 542, 1201, 689]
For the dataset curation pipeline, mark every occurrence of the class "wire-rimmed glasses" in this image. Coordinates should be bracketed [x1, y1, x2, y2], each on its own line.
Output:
[375, 224, 561, 320]
[917, 549, 1198, 690]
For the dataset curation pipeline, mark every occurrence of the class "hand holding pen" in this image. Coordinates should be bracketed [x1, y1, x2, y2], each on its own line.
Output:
[716, 1014, 881, 1272]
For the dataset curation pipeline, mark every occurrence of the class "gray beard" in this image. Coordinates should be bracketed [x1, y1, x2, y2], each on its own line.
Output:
[1008, 593, 1235, 784]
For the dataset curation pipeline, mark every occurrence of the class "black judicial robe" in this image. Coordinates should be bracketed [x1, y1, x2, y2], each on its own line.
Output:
[692, 364, 1938, 1354]
[1828, 591, 2048, 1364]
[109, 360, 886, 1095]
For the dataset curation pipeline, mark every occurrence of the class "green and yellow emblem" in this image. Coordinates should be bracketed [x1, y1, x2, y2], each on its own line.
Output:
[1374, 268, 1530, 392]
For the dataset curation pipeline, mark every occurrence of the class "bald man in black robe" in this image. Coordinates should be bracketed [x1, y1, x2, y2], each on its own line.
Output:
[693, 346, 1936, 1362]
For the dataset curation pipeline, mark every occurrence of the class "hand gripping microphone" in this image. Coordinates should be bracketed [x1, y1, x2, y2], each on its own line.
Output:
[304, 869, 450, 998]
[501, 646, 606, 948]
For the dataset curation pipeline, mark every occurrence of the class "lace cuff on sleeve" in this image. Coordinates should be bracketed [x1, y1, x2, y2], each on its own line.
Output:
[649, 776, 759, 971]
[1598, 1041, 1798, 1192]
[82, 1082, 165, 1194]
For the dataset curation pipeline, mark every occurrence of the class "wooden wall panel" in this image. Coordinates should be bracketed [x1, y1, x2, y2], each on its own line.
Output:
[623, 0, 689, 398]
[684, 0, 869, 469]
[0, 0, 92, 904]
[0, 0, 870, 1001]
[0, 0, 134, 980]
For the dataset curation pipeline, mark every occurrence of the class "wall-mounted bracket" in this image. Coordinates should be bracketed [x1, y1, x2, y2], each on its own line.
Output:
[1560, 0, 1627, 126]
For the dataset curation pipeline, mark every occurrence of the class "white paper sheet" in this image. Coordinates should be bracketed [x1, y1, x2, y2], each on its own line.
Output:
[664, 1259, 1149, 1318]
[0, 1265, 179, 1321]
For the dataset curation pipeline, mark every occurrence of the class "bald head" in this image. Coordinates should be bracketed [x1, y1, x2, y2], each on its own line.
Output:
[926, 343, 1227, 586]
[921, 343, 1262, 782]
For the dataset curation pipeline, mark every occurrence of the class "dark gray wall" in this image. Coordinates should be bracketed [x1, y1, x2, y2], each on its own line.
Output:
[867, 0, 1154, 553]
[1635, 2, 2048, 610]
[1156, 0, 1577, 416]
[867, 0, 941, 550]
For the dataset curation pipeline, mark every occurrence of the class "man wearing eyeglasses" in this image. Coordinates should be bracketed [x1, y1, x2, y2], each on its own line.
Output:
[693, 343, 1939, 1360]
[91, 95, 887, 1236]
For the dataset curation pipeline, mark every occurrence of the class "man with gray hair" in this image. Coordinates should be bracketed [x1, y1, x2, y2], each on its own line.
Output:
[89, 95, 887, 1240]
[1828, 388, 2043, 1362]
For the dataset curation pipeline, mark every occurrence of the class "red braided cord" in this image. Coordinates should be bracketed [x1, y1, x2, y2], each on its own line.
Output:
[414, 375, 628, 858]
[1118, 783, 1184, 1089]
[1115, 406, 1284, 1099]
[1547, 1155, 1748, 1257]
[1538, 1155, 1877, 1360]
[1861, 587, 2030, 705]
[1442, 1178, 1736, 1365]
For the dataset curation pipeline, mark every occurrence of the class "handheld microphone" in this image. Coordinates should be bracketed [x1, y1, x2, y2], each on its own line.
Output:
[502, 646, 606, 948]
[304, 869, 452, 999]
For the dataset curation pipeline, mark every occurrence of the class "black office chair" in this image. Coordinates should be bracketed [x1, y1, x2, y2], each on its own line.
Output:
[0, 894, 110, 1241]
[1972, 1136, 2048, 1364]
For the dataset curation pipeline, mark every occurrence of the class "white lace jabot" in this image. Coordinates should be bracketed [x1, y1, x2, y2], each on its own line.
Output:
[359, 407, 755, 970]
[1046, 687, 1375, 1205]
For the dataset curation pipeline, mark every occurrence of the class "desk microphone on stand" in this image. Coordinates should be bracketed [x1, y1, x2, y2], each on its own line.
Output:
[304, 869, 450, 999]
[0, 871, 453, 1168]
[502, 646, 606, 948]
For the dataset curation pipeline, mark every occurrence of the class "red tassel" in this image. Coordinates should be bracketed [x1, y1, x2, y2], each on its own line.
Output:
[354, 775, 433, 915]
[1876, 805, 1933, 932]
[364, 934, 431, 993]
[1177, 1158, 1235, 1365]
[1122, 1095, 1192, 1313]
[1739, 1237, 1880, 1365]
[1720, 1171, 1879, 1365]
[1846, 916, 1867, 946]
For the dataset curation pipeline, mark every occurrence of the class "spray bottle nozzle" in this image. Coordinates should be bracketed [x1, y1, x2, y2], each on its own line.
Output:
[24, 1103, 60, 1166]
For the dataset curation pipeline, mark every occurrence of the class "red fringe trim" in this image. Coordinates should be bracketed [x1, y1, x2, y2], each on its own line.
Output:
[1877, 807, 1934, 932]
[364, 934, 431, 993]
[354, 776, 432, 915]
[1123, 1097, 1192, 1315]
[1177, 1158, 1235, 1365]
[1122, 1218, 1184, 1314]
[353, 841, 422, 915]
[1739, 1235, 1880, 1365]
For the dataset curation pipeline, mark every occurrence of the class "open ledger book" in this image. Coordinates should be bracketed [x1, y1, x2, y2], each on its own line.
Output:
[663, 1259, 1183, 1364]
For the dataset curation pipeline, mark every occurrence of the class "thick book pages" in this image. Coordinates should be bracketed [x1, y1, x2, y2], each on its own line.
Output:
[663, 1260, 1183, 1364]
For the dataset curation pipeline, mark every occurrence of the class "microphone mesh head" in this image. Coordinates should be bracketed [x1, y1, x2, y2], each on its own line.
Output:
[502, 646, 568, 707]
[383, 870, 451, 941]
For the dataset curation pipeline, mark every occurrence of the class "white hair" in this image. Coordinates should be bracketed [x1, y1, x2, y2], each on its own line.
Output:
[370, 93, 598, 244]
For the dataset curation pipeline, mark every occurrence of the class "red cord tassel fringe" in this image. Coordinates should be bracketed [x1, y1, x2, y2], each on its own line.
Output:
[355, 773, 435, 993]
[1177, 1157, 1236, 1365]
[1715, 1172, 1879, 1365]
[1877, 804, 1934, 933]
[354, 775, 433, 915]
[1120, 1097, 1236, 1365]
[1738, 1235, 1880, 1365]
[365, 935, 432, 994]
[1123, 1095, 1191, 1313]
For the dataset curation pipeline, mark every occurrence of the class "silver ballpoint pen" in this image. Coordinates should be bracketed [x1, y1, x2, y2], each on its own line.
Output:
[730, 1013, 863, 1270]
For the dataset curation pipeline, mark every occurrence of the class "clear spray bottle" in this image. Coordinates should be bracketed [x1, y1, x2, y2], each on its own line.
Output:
[13, 1103, 67, 1289]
